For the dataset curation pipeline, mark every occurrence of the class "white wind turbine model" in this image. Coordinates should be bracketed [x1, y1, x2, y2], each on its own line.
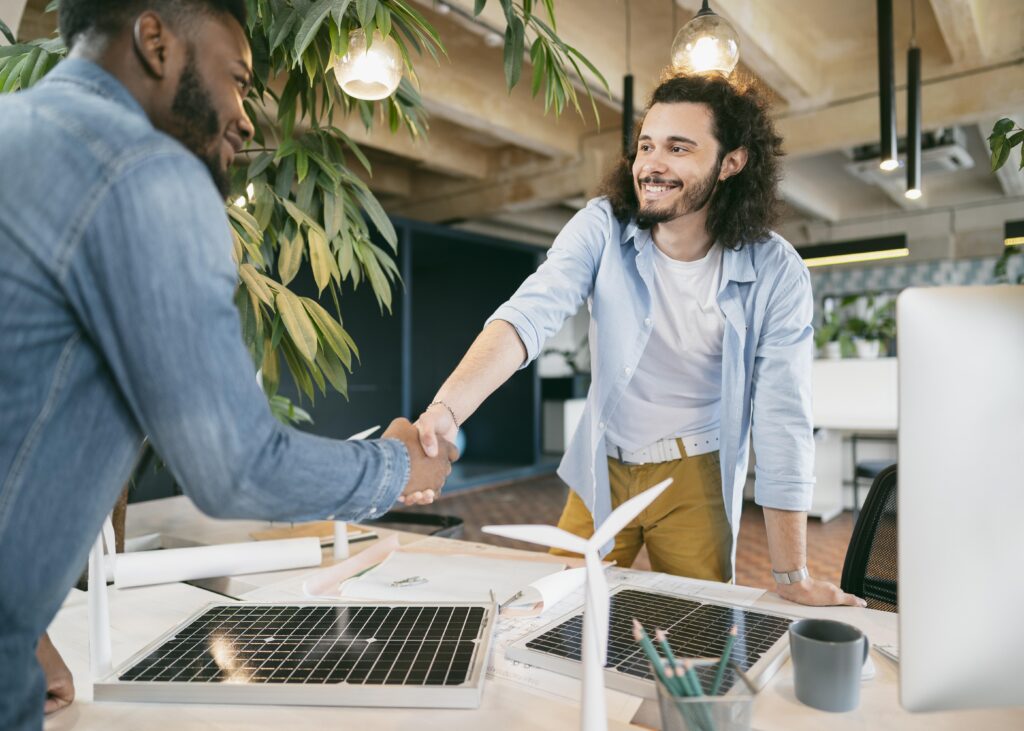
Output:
[483, 477, 672, 731]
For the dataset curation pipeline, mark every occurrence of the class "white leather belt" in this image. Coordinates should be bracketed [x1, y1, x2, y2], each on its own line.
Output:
[606, 429, 720, 465]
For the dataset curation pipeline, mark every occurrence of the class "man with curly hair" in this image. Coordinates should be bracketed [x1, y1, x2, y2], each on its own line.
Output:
[416, 74, 865, 608]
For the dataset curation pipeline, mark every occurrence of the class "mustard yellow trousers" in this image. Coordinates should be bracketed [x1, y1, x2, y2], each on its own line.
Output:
[551, 441, 733, 582]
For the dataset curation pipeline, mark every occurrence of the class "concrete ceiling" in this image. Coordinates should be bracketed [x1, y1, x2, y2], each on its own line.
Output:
[7, 0, 1024, 251]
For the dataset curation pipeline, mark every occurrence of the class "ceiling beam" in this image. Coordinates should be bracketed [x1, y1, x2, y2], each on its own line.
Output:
[262, 75, 495, 180]
[420, 0, 677, 117]
[927, 0, 985, 64]
[331, 111, 493, 179]
[778, 166, 843, 222]
[407, 3, 598, 158]
[705, 0, 823, 107]
[392, 130, 619, 222]
[353, 155, 414, 198]
[777, 62, 1024, 158]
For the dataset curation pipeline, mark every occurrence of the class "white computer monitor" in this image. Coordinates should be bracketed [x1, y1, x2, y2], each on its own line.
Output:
[897, 284, 1024, 712]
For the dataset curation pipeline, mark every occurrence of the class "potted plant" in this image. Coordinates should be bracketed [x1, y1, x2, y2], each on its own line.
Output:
[815, 297, 857, 359]
[816, 308, 844, 359]
[846, 297, 896, 358]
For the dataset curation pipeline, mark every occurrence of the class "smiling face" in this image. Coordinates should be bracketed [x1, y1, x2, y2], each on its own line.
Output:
[164, 12, 254, 196]
[631, 101, 724, 227]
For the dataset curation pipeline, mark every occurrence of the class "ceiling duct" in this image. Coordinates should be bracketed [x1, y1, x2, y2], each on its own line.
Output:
[844, 127, 974, 192]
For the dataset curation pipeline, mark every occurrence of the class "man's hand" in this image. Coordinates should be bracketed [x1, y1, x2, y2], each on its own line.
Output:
[383, 417, 458, 506]
[36, 633, 74, 714]
[775, 577, 867, 608]
[415, 404, 458, 458]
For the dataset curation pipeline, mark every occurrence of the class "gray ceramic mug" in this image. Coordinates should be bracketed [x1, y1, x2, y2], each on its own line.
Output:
[789, 618, 869, 713]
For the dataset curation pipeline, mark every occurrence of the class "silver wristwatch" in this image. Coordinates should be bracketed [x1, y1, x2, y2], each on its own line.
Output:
[771, 566, 809, 585]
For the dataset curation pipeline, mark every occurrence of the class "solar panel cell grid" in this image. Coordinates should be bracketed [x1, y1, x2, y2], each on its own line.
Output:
[118, 604, 488, 687]
[524, 589, 790, 694]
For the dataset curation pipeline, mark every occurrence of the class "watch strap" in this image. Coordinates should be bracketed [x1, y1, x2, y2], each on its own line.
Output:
[771, 566, 809, 585]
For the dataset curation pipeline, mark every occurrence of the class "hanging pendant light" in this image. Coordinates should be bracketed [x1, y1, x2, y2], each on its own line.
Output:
[905, 0, 922, 199]
[670, 0, 740, 76]
[876, 0, 899, 171]
[332, 29, 402, 101]
[623, 0, 634, 155]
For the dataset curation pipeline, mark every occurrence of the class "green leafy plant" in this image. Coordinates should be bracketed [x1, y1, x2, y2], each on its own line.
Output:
[815, 301, 854, 357]
[846, 295, 895, 346]
[1, 0, 607, 421]
[987, 117, 1024, 285]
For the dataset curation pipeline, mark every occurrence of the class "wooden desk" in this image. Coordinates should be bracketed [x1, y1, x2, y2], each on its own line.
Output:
[44, 497, 1023, 730]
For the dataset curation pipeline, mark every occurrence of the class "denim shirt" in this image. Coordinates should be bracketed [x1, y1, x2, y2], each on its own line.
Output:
[0, 60, 408, 714]
[487, 198, 815, 561]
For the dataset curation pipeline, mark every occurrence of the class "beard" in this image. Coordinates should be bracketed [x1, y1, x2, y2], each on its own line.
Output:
[169, 47, 230, 197]
[635, 159, 721, 229]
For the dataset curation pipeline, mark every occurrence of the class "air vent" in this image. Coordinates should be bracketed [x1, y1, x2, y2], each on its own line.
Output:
[845, 127, 974, 187]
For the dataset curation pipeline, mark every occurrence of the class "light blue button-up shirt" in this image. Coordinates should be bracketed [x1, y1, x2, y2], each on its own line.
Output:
[488, 197, 815, 562]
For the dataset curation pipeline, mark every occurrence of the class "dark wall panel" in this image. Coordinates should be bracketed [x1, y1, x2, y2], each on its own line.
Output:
[410, 230, 539, 464]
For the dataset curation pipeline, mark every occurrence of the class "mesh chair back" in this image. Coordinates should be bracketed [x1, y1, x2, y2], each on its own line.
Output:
[840, 464, 898, 612]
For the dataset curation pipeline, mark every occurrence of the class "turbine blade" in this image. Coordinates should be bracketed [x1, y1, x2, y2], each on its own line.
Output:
[590, 478, 672, 548]
[482, 524, 589, 554]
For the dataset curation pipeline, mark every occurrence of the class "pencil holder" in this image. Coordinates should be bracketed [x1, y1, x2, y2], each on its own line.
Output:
[656, 661, 756, 731]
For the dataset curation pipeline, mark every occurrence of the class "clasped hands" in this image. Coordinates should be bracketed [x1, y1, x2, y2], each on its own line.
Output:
[383, 403, 459, 506]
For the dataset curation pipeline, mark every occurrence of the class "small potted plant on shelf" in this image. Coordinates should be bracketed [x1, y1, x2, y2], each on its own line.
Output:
[815, 299, 855, 359]
[846, 296, 896, 358]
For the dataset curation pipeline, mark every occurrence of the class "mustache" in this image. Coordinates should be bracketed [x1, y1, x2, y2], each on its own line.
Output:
[637, 176, 681, 186]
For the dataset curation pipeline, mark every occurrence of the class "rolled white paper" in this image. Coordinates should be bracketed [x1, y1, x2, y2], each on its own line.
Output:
[113, 537, 323, 589]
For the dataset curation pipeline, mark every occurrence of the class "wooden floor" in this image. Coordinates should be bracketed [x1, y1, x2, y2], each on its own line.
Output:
[393, 472, 856, 591]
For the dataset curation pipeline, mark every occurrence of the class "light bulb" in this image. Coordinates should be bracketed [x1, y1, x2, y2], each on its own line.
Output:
[904, 188, 922, 200]
[333, 30, 402, 101]
[670, 10, 740, 76]
[879, 158, 900, 171]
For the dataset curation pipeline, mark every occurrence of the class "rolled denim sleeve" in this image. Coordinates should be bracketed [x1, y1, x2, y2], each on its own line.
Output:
[750, 251, 816, 511]
[62, 148, 407, 522]
[486, 200, 607, 367]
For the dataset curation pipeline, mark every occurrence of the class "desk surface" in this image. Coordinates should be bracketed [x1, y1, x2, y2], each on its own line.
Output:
[44, 496, 1023, 731]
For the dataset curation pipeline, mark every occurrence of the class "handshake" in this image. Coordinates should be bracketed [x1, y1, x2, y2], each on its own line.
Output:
[382, 403, 461, 506]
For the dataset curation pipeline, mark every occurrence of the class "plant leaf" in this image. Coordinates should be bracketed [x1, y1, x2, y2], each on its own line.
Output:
[275, 286, 319, 362]
[993, 118, 1015, 135]
[0, 18, 15, 45]
[294, 0, 333, 58]
[239, 263, 274, 306]
[277, 229, 304, 285]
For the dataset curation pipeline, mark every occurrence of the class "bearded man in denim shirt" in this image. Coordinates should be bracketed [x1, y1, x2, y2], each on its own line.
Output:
[0, 3, 456, 728]
[415, 76, 867, 610]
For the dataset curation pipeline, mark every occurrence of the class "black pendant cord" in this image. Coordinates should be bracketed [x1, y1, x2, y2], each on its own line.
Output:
[906, 0, 921, 196]
[622, 0, 634, 156]
[876, 0, 897, 169]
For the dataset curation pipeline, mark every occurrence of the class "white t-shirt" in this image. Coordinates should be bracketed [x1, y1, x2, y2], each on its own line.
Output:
[605, 240, 725, 451]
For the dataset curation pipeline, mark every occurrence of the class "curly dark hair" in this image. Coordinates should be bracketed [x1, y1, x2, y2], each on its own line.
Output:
[58, 0, 247, 49]
[600, 73, 783, 250]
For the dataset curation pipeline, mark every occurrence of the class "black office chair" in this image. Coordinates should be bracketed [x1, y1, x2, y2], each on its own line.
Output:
[840, 464, 898, 613]
[853, 459, 892, 516]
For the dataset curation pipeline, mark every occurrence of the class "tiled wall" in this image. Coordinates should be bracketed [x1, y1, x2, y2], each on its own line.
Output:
[809, 252, 1024, 325]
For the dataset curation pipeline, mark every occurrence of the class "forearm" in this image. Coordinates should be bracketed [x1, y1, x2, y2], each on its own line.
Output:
[762, 507, 808, 573]
[432, 320, 527, 425]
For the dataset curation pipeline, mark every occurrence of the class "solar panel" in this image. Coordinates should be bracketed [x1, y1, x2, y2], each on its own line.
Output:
[94, 601, 496, 709]
[507, 587, 792, 698]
